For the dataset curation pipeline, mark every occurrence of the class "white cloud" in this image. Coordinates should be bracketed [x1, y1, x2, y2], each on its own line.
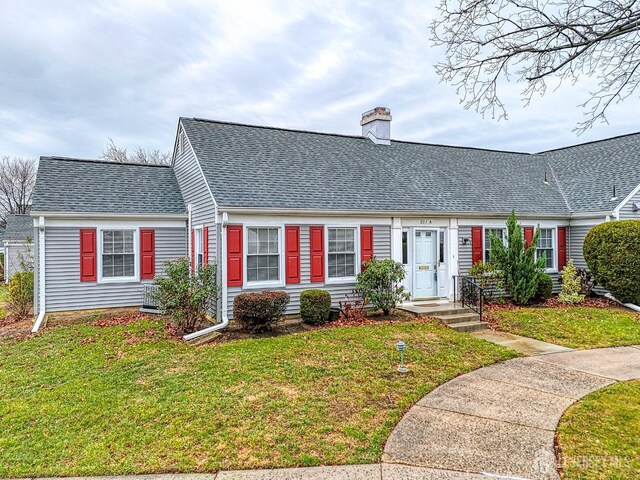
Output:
[0, 0, 636, 159]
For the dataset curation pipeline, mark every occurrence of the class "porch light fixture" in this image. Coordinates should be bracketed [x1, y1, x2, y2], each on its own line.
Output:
[396, 341, 409, 373]
[460, 237, 470, 245]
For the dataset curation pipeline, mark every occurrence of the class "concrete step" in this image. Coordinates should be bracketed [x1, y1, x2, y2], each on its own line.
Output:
[433, 312, 481, 324]
[449, 321, 490, 333]
[401, 305, 472, 316]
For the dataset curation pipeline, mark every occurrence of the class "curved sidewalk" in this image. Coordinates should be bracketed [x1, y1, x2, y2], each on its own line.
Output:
[383, 345, 640, 479]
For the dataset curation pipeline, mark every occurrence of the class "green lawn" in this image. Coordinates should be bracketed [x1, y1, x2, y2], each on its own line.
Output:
[491, 306, 640, 349]
[557, 380, 640, 479]
[0, 318, 516, 477]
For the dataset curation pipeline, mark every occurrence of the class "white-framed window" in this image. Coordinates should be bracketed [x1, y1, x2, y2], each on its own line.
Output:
[327, 227, 357, 280]
[194, 227, 204, 270]
[246, 226, 281, 283]
[484, 227, 506, 262]
[101, 229, 136, 280]
[536, 228, 555, 269]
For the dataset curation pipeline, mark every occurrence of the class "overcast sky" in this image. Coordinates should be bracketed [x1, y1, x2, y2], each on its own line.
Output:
[0, 0, 637, 160]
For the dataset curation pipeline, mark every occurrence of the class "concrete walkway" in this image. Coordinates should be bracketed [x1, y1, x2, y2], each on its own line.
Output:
[471, 330, 574, 355]
[20, 346, 640, 480]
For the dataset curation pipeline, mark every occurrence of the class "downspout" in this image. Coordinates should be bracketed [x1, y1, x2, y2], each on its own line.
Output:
[32, 216, 46, 332]
[183, 211, 229, 341]
[187, 204, 193, 267]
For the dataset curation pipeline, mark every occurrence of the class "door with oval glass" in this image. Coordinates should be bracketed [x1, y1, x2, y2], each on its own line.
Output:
[414, 229, 438, 298]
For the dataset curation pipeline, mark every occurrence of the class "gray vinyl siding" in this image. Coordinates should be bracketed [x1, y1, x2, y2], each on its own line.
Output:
[227, 224, 391, 317]
[568, 224, 597, 269]
[173, 127, 218, 262]
[619, 188, 640, 219]
[44, 227, 186, 312]
[5, 242, 31, 281]
[34, 231, 39, 313]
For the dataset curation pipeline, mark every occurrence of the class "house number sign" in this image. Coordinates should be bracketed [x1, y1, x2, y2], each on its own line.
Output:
[419, 219, 433, 224]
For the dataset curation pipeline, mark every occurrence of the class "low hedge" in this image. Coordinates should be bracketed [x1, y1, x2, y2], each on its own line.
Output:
[233, 290, 290, 332]
[584, 220, 640, 304]
[300, 289, 331, 324]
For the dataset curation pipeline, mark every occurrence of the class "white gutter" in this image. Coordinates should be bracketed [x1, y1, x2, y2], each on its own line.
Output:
[183, 212, 229, 341]
[29, 212, 188, 219]
[32, 216, 46, 332]
[605, 293, 640, 313]
[218, 206, 574, 219]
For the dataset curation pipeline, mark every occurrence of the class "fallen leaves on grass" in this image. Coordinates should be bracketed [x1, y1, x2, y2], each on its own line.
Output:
[91, 312, 152, 327]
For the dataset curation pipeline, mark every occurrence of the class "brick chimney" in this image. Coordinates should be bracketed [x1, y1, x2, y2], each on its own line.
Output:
[361, 107, 391, 145]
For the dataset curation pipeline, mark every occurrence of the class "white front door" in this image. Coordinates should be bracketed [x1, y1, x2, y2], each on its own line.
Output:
[414, 229, 438, 298]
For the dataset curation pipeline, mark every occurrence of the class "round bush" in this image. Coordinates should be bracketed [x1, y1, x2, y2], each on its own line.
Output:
[535, 273, 553, 302]
[583, 220, 640, 304]
[300, 289, 331, 324]
[233, 290, 290, 332]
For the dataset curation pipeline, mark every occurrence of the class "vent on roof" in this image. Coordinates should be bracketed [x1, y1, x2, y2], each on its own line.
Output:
[611, 184, 618, 201]
[361, 107, 391, 145]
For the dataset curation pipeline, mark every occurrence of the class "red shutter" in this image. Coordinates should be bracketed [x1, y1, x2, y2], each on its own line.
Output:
[285, 226, 300, 284]
[227, 225, 243, 286]
[140, 229, 155, 279]
[191, 228, 195, 271]
[203, 226, 209, 265]
[360, 226, 374, 271]
[80, 229, 97, 282]
[557, 226, 567, 271]
[310, 226, 324, 282]
[524, 226, 534, 248]
[471, 226, 483, 265]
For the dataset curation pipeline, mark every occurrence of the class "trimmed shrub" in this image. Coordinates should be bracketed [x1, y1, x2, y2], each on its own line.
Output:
[356, 258, 409, 315]
[300, 289, 331, 324]
[153, 258, 219, 335]
[234, 290, 290, 332]
[534, 273, 553, 302]
[583, 220, 640, 304]
[559, 259, 585, 304]
[7, 271, 34, 319]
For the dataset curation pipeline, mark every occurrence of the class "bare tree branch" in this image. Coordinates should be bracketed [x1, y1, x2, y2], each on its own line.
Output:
[100, 137, 170, 165]
[0, 157, 36, 226]
[431, 0, 640, 132]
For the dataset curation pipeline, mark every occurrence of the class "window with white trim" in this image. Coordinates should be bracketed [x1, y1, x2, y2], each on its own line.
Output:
[536, 228, 555, 269]
[484, 228, 506, 262]
[102, 230, 135, 278]
[328, 227, 356, 278]
[194, 228, 204, 270]
[247, 227, 280, 282]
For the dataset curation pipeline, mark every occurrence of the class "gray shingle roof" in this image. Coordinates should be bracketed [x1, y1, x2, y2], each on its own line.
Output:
[4, 214, 33, 242]
[542, 133, 640, 213]
[0, 227, 5, 245]
[181, 118, 571, 215]
[32, 157, 186, 216]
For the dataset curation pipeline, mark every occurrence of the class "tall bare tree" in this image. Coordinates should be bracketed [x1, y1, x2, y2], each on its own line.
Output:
[431, 0, 640, 132]
[100, 137, 170, 165]
[0, 157, 36, 226]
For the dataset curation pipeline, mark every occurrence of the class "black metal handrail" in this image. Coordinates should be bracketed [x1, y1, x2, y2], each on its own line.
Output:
[453, 275, 484, 321]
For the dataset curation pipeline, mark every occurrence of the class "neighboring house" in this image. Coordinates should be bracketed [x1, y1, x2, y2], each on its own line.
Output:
[30, 107, 640, 329]
[3, 214, 34, 283]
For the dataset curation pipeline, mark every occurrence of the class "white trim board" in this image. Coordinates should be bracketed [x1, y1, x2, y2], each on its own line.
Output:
[613, 182, 640, 219]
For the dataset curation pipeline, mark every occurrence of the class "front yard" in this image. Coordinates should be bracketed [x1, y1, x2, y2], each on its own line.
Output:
[557, 380, 640, 479]
[0, 317, 515, 477]
[489, 304, 640, 349]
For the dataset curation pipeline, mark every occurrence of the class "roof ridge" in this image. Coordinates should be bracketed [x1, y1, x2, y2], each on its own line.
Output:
[181, 116, 535, 155]
[40, 156, 171, 168]
[538, 130, 640, 154]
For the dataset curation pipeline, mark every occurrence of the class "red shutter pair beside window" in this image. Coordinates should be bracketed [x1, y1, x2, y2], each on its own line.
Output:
[79, 228, 155, 282]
